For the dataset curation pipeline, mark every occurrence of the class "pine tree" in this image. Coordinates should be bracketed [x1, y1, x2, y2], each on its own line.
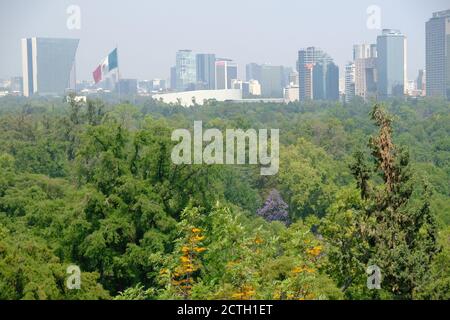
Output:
[353, 104, 439, 298]
[324, 104, 440, 299]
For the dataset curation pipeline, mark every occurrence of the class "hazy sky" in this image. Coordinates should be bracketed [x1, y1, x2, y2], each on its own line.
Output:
[0, 0, 448, 82]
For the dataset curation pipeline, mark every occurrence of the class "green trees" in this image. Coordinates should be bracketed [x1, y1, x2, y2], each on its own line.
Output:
[322, 105, 440, 299]
[0, 96, 448, 300]
[0, 214, 109, 300]
[278, 138, 347, 219]
[157, 203, 342, 300]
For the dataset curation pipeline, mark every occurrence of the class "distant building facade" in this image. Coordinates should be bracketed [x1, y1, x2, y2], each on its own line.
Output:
[376, 29, 407, 99]
[344, 62, 356, 102]
[426, 10, 450, 99]
[231, 79, 261, 98]
[175, 50, 196, 91]
[284, 85, 299, 103]
[245, 63, 285, 98]
[248, 79, 262, 96]
[297, 47, 339, 101]
[246, 63, 262, 82]
[326, 62, 340, 100]
[353, 43, 377, 60]
[260, 65, 285, 98]
[152, 89, 242, 107]
[297, 47, 336, 101]
[21, 37, 79, 97]
[215, 59, 237, 90]
[353, 43, 378, 101]
[196, 53, 216, 90]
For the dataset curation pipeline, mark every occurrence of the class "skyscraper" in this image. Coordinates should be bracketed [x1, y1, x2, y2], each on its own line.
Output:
[376, 29, 407, 99]
[215, 59, 237, 90]
[21, 37, 79, 97]
[355, 58, 377, 100]
[312, 63, 325, 100]
[344, 62, 356, 102]
[297, 47, 333, 101]
[310, 61, 339, 101]
[426, 10, 450, 99]
[196, 53, 216, 90]
[326, 62, 340, 101]
[353, 44, 378, 101]
[175, 50, 196, 91]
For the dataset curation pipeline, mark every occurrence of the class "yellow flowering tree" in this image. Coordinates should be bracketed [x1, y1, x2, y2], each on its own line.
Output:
[268, 219, 343, 300]
[158, 206, 207, 299]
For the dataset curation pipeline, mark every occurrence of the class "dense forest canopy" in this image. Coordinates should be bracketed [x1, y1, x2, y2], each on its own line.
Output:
[0, 95, 448, 300]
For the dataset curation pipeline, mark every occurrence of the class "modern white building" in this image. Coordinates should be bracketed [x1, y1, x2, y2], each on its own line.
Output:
[151, 89, 242, 107]
[248, 79, 262, 96]
[232, 79, 262, 97]
[284, 85, 299, 103]
[344, 62, 356, 103]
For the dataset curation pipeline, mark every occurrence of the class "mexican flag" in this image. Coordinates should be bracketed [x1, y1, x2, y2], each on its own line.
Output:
[93, 48, 119, 84]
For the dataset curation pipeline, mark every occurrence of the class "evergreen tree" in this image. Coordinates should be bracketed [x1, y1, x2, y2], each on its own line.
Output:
[324, 104, 440, 299]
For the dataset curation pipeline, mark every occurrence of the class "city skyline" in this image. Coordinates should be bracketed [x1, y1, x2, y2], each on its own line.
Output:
[0, 0, 448, 82]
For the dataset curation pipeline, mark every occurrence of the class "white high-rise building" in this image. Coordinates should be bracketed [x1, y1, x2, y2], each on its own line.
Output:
[22, 37, 79, 97]
[344, 62, 355, 102]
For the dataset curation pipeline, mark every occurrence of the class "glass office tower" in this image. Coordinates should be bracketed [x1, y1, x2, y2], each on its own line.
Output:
[376, 29, 407, 99]
[21, 37, 79, 97]
[175, 50, 196, 91]
[426, 10, 450, 98]
[196, 53, 216, 90]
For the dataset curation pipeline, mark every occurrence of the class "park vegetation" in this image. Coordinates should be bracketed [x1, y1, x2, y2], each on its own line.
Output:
[0, 95, 448, 300]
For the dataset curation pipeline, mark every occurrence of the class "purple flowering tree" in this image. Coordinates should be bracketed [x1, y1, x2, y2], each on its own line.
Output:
[257, 189, 290, 225]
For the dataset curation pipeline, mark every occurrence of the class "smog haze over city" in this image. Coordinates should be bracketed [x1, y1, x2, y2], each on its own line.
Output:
[0, 0, 448, 81]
